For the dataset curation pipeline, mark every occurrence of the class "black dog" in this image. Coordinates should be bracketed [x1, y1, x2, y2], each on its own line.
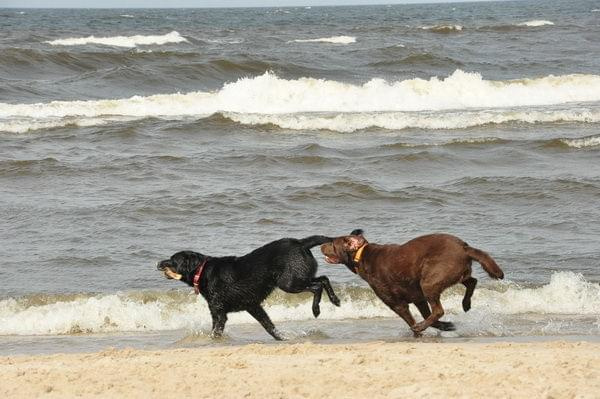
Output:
[156, 235, 339, 340]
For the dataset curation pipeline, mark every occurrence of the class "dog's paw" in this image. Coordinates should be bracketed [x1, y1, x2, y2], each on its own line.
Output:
[210, 331, 225, 340]
[462, 299, 471, 312]
[312, 305, 321, 318]
[411, 322, 427, 334]
[330, 296, 341, 307]
[273, 334, 286, 341]
[411, 329, 423, 338]
[433, 321, 456, 331]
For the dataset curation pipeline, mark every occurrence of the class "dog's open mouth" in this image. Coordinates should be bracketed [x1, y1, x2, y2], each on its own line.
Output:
[324, 255, 340, 264]
[163, 267, 182, 280]
[157, 263, 183, 280]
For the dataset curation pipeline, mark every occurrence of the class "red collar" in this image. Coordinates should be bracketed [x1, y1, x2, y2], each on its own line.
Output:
[193, 258, 208, 295]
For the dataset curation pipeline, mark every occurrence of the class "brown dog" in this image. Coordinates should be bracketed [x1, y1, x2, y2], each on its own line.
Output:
[321, 229, 504, 336]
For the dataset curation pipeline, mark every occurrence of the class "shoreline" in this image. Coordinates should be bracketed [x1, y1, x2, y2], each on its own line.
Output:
[2, 340, 598, 398]
[2, 322, 600, 357]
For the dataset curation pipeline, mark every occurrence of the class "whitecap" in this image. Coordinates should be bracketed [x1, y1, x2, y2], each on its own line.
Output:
[290, 35, 356, 44]
[518, 20, 555, 27]
[45, 31, 188, 47]
[560, 135, 600, 148]
[3, 70, 600, 133]
[420, 24, 463, 32]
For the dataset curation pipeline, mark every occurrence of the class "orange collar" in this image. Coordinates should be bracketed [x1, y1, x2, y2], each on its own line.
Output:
[353, 244, 368, 263]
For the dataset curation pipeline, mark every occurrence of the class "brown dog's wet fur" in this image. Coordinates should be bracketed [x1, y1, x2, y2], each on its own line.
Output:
[321, 230, 504, 336]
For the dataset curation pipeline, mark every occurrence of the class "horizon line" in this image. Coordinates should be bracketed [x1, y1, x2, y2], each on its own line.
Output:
[1, 0, 511, 9]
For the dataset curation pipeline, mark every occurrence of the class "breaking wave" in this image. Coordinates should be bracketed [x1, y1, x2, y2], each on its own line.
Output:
[560, 134, 600, 149]
[224, 108, 600, 132]
[3, 70, 600, 133]
[421, 25, 463, 33]
[518, 20, 554, 27]
[45, 31, 188, 47]
[290, 36, 356, 44]
[0, 272, 597, 336]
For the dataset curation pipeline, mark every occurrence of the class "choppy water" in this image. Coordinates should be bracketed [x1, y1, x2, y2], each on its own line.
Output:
[1, 1, 600, 354]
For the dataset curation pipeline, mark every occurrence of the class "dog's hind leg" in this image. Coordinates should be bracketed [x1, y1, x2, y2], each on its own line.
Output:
[414, 301, 455, 331]
[462, 277, 477, 312]
[305, 282, 324, 318]
[247, 305, 284, 341]
[278, 281, 324, 318]
[312, 276, 341, 307]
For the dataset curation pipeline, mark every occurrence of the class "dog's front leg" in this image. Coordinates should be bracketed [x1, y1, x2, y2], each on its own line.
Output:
[388, 302, 421, 337]
[209, 307, 228, 338]
[411, 297, 445, 334]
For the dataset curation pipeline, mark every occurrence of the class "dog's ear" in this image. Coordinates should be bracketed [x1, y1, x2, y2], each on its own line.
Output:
[183, 251, 208, 272]
[350, 229, 364, 236]
[343, 235, 365, 251]
[171, 251, 196, 273]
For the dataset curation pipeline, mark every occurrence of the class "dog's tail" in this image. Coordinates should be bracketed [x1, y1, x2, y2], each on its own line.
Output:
[300, 235, 333, 249]
[464, 245, 504, 279]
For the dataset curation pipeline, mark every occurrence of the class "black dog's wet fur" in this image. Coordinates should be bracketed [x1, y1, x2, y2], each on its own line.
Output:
[157, 235, 339, 340]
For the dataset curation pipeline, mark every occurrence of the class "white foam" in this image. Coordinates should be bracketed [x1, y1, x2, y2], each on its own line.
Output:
[0, 290, 392, 336]
[120, 14, 135, 18]
[0, 272, 598, 336]
[45, 31, 187, 47]
[3, 70, 600, 133]
[0, 117, 128, 134]
[225, 108, 600, 132]
[518, 20, 555, 27]
[445, 272, 600, 316]
[421, 25, 463, 32]
[290, 36, 356, 44]
[561, 135, 600, 148]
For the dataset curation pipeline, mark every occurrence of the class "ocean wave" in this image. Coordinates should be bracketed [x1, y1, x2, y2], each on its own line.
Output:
[3, 70, 600, 133]
[0, 49, 284, 81]
[517, 20, 555, 27]
[479, 21, 555, 31]
[224, 108, 600, 132]
[0, 117, 129, 134]
[368, 53, 463, 68]
[45, 31, 188, 47]
[290, 36, 356, 44]
[0, 272, 597, 336]
[560, 135, 600, 149]
[420, 25, 463, 33]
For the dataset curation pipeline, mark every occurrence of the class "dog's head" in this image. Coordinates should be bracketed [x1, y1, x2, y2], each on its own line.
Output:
[320, 229, 368, 270]
[156, 251, 208, 283]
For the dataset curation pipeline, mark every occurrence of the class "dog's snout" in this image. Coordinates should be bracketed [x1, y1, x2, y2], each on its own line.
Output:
[156, 261, 168, 271]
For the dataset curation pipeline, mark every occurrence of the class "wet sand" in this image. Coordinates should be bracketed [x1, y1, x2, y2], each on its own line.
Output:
[1, 340, 598, 398]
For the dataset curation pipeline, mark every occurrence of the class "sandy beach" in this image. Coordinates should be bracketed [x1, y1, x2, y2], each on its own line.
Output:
[2, 3, 600, 399]
[1, 340, 598, 398]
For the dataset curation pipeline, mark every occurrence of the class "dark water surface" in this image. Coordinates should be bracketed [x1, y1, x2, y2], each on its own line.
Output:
[1, 1, 599, 353]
